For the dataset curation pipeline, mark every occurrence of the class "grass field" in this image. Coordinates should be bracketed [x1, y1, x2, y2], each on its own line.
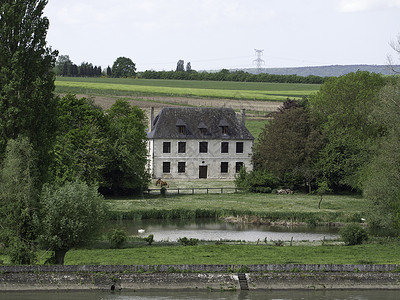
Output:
[246, 119, 267, 138]
[46, 240, 400, 265]
[2, 240, 399, 265]
[106, 187, 367, 224]
[55, 77, 320, 101]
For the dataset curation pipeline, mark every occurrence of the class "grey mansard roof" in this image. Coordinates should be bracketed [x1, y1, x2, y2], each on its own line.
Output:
[148, 107, 254, 140]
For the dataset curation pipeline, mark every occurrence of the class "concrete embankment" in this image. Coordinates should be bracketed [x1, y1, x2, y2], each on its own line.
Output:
[1, 264, 400, 291]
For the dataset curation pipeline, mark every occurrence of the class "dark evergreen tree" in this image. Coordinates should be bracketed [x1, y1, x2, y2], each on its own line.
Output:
[253, 99, 323, 192]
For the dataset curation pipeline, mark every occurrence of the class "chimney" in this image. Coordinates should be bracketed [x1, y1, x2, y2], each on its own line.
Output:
[150, 107, 155, 131]
[241, 108, 246, 124]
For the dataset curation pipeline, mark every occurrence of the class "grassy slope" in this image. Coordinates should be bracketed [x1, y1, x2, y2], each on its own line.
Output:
[55, 77, 319, 101]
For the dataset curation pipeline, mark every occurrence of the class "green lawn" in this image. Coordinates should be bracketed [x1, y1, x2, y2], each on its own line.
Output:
[106, 190, 367, 223]
[61, 242, 400, 265]
[55, 77, 319, 101]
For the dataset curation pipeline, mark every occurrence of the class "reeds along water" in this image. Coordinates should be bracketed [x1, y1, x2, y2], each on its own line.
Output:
[107, 208, 343, 224]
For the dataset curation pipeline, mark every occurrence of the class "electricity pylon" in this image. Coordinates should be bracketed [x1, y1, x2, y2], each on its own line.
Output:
[253, 49, 265, 74]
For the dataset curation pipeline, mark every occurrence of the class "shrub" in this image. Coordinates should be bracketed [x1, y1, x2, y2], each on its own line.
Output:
[273, 240, 284, 246]
[144, 234, 154, 245]
[108, 229, 128, 249]
[178, 237, 199, 246]
[251, 186, 272, 193]
[340, 223, 368, 245]
[235, 168, 279, 193]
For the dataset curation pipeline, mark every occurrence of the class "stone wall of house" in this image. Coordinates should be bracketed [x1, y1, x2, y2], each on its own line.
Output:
[151, 139, 253, 179]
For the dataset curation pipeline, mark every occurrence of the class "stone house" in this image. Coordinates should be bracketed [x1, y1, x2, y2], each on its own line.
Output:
[147, 107, 254, 179]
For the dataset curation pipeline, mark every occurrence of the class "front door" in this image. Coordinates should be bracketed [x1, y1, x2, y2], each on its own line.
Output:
[199, 166, 207, 179]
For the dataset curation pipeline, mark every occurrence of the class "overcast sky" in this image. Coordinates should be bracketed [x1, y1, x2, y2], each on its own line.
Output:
[43, 0, 400, 71]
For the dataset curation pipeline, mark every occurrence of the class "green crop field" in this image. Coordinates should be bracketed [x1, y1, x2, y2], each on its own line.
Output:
[55, 77, 320, 101]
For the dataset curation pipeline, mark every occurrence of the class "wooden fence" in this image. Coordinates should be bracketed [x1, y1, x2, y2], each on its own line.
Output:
[147, 187, 243, 195]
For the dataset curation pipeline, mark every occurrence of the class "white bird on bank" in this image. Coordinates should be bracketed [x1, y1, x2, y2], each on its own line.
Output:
[138, 229, 145, 233]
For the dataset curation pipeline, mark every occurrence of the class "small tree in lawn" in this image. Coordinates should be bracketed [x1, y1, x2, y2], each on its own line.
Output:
[316, 180, 331, 209]
[39, 181, 108, 265]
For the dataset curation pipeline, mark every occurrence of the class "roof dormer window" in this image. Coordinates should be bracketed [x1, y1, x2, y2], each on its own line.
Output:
[178, 125, 185, 134]
[219, 119, 229, 135]
[176, 119, 186, 135]
[198, 122, 208, 135]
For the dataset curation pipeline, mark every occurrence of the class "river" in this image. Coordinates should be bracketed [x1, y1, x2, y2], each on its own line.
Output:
[110, 218, 339, 242]
[2, 289, 399, 300]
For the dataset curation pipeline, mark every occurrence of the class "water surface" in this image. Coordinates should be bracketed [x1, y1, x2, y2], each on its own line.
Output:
[110, 219, 339, 242]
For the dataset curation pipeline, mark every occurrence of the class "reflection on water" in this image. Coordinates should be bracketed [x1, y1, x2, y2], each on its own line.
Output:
[2, 289, 399, 300]
[108, 219, 339, 242]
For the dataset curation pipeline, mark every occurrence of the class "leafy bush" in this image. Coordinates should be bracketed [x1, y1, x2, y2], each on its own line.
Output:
[273, 240, 284, 246]
[235, 168, 279, 193]
[108, 229, 128, 249]
[144, 234, 154, 245]
[340, 223, 368, 245]
[251, 186, 272, 193]
[178, 237, 199, 246]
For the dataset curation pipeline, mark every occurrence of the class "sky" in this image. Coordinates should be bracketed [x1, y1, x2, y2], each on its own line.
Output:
[43, 0, 400, 71]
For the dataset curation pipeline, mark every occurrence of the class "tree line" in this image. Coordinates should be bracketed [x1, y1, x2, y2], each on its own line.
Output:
[237, 71, 400, 235]
[55, 55, 137, 78]
[56, 53, 327, 84]
[55, 55, 103, 77]
[139, 68, 327, 84]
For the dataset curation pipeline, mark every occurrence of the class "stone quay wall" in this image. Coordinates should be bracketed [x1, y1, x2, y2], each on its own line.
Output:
[1, 264, 400, 291]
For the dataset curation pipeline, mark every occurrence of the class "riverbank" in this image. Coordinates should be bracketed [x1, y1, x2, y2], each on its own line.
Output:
[1, 264, 400, 291]
[106, 190, 367, 225]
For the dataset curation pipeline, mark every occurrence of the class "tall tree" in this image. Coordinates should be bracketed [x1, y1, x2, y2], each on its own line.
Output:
[104, 99, 150, 195]
[252, 99, 323, 191]
[176, 59, 185, 72]
[50, 94, 108, 185]
[54, 54, 72, 76]
[309, 71, 385, 190]
[363, 80, 400, 234]
[388, 34, 400, 74]
[0, 136, 38, 264]
[186, 61, 192, 72]
[0, 0, 58, 184]
[111, 56, 136, 77]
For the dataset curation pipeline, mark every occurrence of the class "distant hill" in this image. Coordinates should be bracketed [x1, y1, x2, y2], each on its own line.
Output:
[234, 65, 400, 77]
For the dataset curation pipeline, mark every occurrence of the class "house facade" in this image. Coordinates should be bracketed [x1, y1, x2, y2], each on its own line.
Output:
[148, 107, 254, 179]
